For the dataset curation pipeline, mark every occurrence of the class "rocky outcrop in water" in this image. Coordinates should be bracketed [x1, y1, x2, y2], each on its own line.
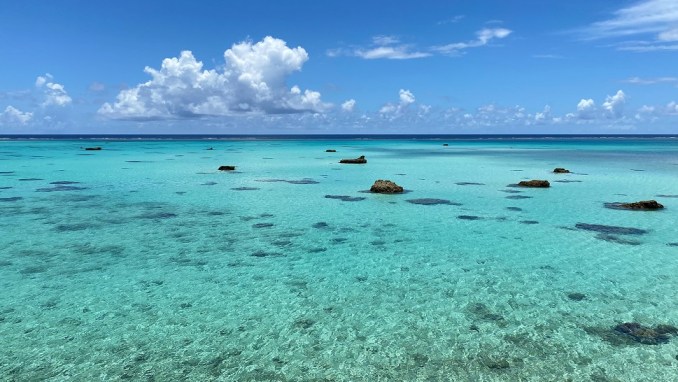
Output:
[370, 179, 403, 193]
[553, 168, 570, 173]
[325, 149, 336, 152]
[518, 180, 550, 188]
[339, 155, 366, 164]
[612, 200, 664, 210]
[84, 147, 102, 151]
[218, 165, 236, 171]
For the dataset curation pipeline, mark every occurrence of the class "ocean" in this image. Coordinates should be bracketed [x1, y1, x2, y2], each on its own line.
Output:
[1, 135, 677, 381]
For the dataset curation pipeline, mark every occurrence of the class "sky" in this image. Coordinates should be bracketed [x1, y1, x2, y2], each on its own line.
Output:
[0, 0, 677, 134]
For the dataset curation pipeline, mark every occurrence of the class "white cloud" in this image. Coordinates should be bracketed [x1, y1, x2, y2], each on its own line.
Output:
[0, 105, 33, 125]
[577, 98, 597, 119]
[667, 101, 678, 113]
[372, 35, 400, 45]
[341, 99, 356, 112]
[581, 0, 678, 51]
[602, 90, 626, 118]
[532, 54, 565, 59]
[99, 36, 330, 120]
[638, 105, 656, 113]
[659, 28, 678, 41]
[437, 15, 465, 25]
[534, 105, 552, 122]
[329, 27, 511, 60]
[380, 89, 416, 115]
[355, 46, 431, 60]
[35, 74, 72, 107]
[623, 76, 678, 85]
[433, 28, 512, 55]
[399, 89, 415, 105]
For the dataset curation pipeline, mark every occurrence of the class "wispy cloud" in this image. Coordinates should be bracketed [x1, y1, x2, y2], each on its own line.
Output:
[623, 76, 678, 84]
[354, 46, 431, 60]
[437, 15, 465, 25]
[432, 28, 512, 55]
[532, 54, 565, 59]
[328, 27, 512, 60]
[579, 0, 678, 51]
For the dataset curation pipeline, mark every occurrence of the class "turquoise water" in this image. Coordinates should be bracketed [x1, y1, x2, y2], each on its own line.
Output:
[1, 137, 677, 381]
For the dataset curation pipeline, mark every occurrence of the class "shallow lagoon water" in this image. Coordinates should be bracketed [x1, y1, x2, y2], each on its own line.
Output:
[1, 136, 677, 381]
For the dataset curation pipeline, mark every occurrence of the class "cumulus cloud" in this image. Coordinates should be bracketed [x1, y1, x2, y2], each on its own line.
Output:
[580, 0, 678, 51]
[99, 36, 330, 120]
[0, 105, 33, 125]
[35, 74, 72, 107]
[577, 98, 597, 119]
[602, 90, 626, 118]
[534, 105, 552, 123]
[399, 89, 415, 105]
[380, 89, 416, 114]
[341, 99, 356, 112]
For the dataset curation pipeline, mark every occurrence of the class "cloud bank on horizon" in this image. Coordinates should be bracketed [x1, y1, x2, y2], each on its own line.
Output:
[1, 0, 677, 133]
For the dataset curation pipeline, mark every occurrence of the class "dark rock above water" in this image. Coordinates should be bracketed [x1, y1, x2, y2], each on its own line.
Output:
[370, 179, 404, 194]
[605, 200, 664, 211]
[84, 147, 102, 151]
[325, 149, 336, 152]
[518, 180, 550, 188]
[339, 155, 366, 164]
[218, 165, 236, 171]
[553, 168, 570, 173]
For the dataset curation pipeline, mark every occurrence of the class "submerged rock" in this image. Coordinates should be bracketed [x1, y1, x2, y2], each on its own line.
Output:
[339, 155, 366, 164]
[575, 223, 648, 235]
[613, 322, 673, 345]
[218, 165, 236, 171]
[370, 179, 404, 194]
[553, 167, 570, 173]
[256, 178, 319, 184]
[456, 182, 485, 186]
[406, 198, 460, 206]
[605, 200, 664, 210]
[518, 180, 550, 188]
[595, 234, 642, 245]
[324, 195, 365, 202]
[567, 292, 586, 301]
[0, 196, 22, 202]
[458, 215, 482, 220]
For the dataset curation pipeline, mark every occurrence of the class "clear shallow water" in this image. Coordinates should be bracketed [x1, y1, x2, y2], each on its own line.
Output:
[1, 137, 677, 381]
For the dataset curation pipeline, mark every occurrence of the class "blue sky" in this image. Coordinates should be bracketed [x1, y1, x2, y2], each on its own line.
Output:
[1, 0, 677, 134]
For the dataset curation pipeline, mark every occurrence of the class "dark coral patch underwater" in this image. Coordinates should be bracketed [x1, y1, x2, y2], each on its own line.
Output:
[574, 223, 647, 235]
[406, 198, 461, 206]
[256, 178, 319, 184]
[0, 197, 22, 202]
[324, 195, 365, 202]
